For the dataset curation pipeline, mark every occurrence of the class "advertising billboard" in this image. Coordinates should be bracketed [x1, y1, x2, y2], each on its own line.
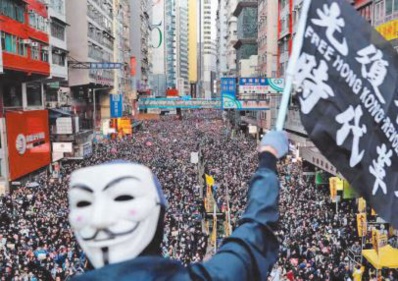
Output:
[6, 110, 51, 180]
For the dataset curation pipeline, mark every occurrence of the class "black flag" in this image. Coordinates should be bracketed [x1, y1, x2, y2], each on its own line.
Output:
[296, 0, 398, 228]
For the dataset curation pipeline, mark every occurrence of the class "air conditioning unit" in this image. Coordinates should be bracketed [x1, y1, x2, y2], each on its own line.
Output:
[31, 42, 40, 47]
[22, 39, 32, 45]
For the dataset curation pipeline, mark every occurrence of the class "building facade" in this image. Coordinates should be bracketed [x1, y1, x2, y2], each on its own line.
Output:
[165, 0, 189, 95]
[200, 0, 218, 98]
[233, 0, 258, 75]
[217, 0, 228, 79]
[130, 0, 151, 93]
[257, 0, 278, 77]
[225, 0, 238, 77]
[0, 0, 52, 192]
[150, 0, 167, 97]
[188, 0, 197, 96]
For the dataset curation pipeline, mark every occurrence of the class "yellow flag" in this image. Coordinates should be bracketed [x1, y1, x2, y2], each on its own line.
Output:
[205, 174, 215, 187]
[329, 177, 337, 201]
[356, 213, 367, 237]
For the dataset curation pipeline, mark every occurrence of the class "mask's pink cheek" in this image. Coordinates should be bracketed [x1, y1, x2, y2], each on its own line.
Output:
[129, 209, 137, 216]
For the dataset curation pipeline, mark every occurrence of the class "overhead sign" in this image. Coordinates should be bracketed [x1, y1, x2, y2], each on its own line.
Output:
[295, 0, 398, 227]
[239, 78, 284, 94]
[138, 98, 221, 109]
[110, 94, 123, 118]
[6, 110, 51, 180]
[90, 62, 123, 69]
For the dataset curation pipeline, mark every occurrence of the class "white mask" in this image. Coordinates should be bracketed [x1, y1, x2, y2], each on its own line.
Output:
[68, 162, 165, 268]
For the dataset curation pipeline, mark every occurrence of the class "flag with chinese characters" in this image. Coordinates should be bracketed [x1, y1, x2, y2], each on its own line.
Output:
[295, 0, 398, 228]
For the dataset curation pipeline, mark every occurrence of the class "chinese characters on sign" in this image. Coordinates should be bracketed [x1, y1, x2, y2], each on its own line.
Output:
[296, 0, 398, 228]
[110, 94, 123, 118]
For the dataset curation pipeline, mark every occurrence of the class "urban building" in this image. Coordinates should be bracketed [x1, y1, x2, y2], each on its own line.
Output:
[225, 0, 238, 77]
[257, 0, 278, 78]
[150, 0, 167, 97]
[188, 0, 198, 96]
[216, 0, 228, 79]
[111, 0, 132, 113]
[233, 0, 258, 75]
[165, 0, 189, 95]
[200, 0, 218, 98]
[130, 0, 151, 93]
[65, 0, 116, 160]
[0, 0, 52, 192]
[277, 0, 293, 77]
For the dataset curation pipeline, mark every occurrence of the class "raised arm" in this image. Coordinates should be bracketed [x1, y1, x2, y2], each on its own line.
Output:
[189, 131, 288, 281]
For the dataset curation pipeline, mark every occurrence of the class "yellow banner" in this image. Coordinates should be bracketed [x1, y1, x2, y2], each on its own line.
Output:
[357, 213, 367, 237]
[376, 19, 398, 41]
[329, 177, 337, 201]
[358, 198, 366, 213]
[372, 229, 380, 255]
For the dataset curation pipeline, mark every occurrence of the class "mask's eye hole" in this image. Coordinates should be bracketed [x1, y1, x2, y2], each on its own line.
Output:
[114, 195, 135, 202]
[76, 201, 91, 208]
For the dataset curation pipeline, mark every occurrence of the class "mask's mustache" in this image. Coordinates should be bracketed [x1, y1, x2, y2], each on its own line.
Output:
[81, 223, 140, 241]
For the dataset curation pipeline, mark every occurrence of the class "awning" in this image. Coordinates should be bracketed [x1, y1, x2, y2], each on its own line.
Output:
[49, 108, 73, 119]
[50, 16, 70, 26]
[362, 246, 398, 269]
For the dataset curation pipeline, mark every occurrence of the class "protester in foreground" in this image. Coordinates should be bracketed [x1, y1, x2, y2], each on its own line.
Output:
[68, 131, 288, 280]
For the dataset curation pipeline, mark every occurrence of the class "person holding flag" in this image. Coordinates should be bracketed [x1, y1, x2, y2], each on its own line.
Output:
[68, 131, 289, 280]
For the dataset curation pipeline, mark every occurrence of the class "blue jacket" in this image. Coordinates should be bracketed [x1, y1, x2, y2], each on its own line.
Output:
[73, 152, 280, 281]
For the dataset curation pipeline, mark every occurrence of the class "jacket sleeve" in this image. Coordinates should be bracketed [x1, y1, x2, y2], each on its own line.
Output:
[189, 152, 280, 281]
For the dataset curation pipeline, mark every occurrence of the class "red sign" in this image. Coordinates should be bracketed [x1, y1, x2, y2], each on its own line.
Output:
[6, 110, 51, 180]
[130, 56, 136, 76]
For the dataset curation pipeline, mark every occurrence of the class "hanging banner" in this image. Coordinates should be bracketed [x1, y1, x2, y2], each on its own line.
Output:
[357, 213, 367, 237]
[329, 177, 337, 201]
[358, 197, 367, 213]
[295, 0, 398, 228]
[190, 152, 199, 164]
[372, 229, 380, 254]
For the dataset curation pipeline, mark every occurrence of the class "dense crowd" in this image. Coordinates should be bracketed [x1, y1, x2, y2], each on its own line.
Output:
[0, 110, 396, 280]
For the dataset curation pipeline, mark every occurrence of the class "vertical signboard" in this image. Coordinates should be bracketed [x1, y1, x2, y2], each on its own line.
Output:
[6, 110, 51, 180]
[130, 56, 136, 76]
[151, 0, 165, 75]
[110, 94, 123, 118]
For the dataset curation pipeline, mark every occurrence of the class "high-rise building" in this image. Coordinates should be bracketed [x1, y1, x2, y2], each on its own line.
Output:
[277, 0, 293, 77]
[112, 0, 132, 113]
[66, 0, 115, 132]
[217, 0, 228, 79]
[200, 0, 218, 98]
[225, 0, 238, 77]
[165, 0, 189, 95]
[257, 0, 278, 78]
[150, 0, 167, 97]
[233, 0, 258, 75]
[188, 0, 198, 95]
[130, 0, 151, 93]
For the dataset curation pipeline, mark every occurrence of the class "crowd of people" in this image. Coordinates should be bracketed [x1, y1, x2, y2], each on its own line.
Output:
[0, 110, 396, 280]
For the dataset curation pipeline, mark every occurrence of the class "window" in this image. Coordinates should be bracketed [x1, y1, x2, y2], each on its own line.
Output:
[386, 0, 393, 15]
[1, 32, 16, 53]
[41, 48, 48, 62]
[0, 0, 25, 23]
[29, 11, 47, 32]
[52, 52, 65, 66]
[51, 21, 65, 40]
[16, 38, 26, 56]
[3, 84, 23, 107]
[31, 43, 40, 60]
[26, 82, 43, 107]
